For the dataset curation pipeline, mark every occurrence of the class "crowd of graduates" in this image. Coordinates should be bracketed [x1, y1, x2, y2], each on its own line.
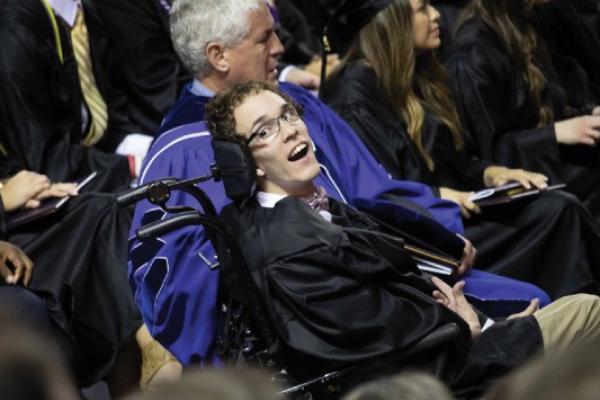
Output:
[2, 0, 600, 399]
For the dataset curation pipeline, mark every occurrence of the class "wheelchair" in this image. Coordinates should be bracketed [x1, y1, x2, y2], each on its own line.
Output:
[118, 165, 461, 399]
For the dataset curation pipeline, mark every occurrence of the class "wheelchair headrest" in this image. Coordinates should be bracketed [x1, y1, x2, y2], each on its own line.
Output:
[211, 138, 257, 201]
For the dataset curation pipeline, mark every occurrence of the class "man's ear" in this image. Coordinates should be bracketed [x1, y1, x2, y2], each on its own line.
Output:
[256, 167, 266, 177]
[206, 42, 229, 73]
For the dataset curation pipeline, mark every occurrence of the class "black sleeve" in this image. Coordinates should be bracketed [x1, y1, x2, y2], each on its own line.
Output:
[447, 44, 563, 182]
[90, 0, 190, 135]
[275, 0, 320, 65]
[336, 104, 434, 184]
[430, 130, 491, 190]
[0, 1, 130, 190]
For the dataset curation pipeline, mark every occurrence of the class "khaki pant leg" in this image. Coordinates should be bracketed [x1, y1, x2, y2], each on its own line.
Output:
[533, 294, 600, 353]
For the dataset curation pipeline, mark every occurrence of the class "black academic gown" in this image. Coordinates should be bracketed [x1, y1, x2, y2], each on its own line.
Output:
[533, 0, 600, 107]
[447, 17, 600, 225]
[221, 197, 543, 399]
[286, 0, 352, 54]
[431, 0, 471, 62]
[0, 193, 141, 386]
[92, 0, 191, 135]
[0, 0, 138, 192]
[275, 0, 321, 65]
[323, 61, 600, 298]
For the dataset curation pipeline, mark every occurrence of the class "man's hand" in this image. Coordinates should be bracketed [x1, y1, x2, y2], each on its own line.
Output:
[507, 298, 540, 320]
[439, 187, 481, 219]
[0, 241, 33, 286]
[284, 67, 320, 90]
[431, 276, 481, 339]
[483, 166, 548, 190]
[456, 234, 476, 276]
[0, 171, 51, 211]
[555, 115, 600, 146]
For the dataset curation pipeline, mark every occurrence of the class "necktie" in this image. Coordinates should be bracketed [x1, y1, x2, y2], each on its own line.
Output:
[71, 8, 108, 146]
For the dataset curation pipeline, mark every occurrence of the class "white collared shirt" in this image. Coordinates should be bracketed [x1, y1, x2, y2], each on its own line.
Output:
[256, 191, 332, 222]
[47, 0, 80, 27]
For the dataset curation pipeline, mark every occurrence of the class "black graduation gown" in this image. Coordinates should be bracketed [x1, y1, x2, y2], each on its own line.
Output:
[323, 61, 600, 298]
[0, 0, 137, 193]
[92, 0, 191, 135]
[275, 0, 321, 65]
[431, 0, 471, 62]
[533, 0, 600, 107]
[447, 18, 600, 224]
[221, 197, 543, 399]
[0, 193, 141, 386]
[286, 0, 351, 54]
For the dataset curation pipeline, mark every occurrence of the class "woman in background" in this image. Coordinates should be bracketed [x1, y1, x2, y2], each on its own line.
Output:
[447, 0, 600, 225]
[322, 0, 600, 298]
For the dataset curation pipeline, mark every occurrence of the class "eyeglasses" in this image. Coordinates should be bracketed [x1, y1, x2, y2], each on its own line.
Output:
[244, 105, 302, 145]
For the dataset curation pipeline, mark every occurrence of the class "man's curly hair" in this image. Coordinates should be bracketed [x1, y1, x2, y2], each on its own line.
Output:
[205, 81, 303, 144]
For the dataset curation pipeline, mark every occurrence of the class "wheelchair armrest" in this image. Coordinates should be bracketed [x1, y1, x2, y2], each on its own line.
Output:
[405, 322, 461, 358]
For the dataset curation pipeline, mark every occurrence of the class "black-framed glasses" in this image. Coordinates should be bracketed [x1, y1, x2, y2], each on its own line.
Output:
[244, 105, 302, 145]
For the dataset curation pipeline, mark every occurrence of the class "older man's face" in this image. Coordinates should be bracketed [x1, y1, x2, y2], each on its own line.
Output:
[224, 5, 284, 85]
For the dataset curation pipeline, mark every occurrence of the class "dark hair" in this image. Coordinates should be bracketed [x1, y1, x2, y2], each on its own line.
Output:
[205, 81, 303, 143]
[459, 0, 554, 126]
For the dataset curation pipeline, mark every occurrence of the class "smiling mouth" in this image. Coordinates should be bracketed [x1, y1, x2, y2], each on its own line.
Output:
[288, 143, 309, 161]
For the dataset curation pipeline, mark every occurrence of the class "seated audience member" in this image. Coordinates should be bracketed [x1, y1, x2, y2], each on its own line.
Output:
[447, 0, 600, 224]
[322, 0, 600, 298]
[0, 0, 153, 193]
[129, 0, 549, 368]
[533, 0, 600, 108]
[91, 0, 321, 138]
[124, 366, 280, 400]
[205, 80, 600, 399]
[0, 238, 77, 393]
[342, 371, 454, 400]
[272, 0, 322, 65]
[91, 0, 191, 135]
[486, 337, 600, 400]
[0, 170, 180, 393]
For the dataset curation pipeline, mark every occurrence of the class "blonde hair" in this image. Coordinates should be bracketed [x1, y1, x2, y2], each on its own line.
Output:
[334, 0, 463, 170]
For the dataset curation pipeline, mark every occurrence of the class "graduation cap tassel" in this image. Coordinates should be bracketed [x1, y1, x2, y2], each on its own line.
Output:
[319, 27, 332, 98]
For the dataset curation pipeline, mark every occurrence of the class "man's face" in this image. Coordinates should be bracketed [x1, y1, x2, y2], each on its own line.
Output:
[224, 5, 284, 85]
[234, 90, 321, 196]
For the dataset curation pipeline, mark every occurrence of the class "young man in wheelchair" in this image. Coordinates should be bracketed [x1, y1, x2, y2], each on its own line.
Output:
[205, 81, 600, 398]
